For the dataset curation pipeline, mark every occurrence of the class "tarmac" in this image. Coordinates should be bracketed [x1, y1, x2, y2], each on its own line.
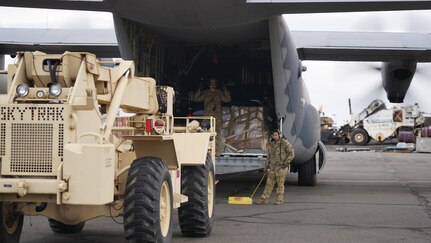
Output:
[20, 144, 431, 243]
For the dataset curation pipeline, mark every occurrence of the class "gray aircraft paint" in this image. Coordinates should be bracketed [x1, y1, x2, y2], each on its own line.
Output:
[269, 16, 320, 164]
[113, 15, 133, 61]
[111, 13, 320, 165]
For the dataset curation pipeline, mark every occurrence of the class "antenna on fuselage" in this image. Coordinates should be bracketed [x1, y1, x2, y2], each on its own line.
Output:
[278, 116, 285, 133]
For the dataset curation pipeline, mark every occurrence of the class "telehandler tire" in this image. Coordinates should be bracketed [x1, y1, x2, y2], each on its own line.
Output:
[298, 155, 317, 186]
[48, 219, 85, 234]
[351, 128, 369, 145]
[179, 155, 215, 237]
[0, 202, 23, 243]
[124, 156, 173, 243]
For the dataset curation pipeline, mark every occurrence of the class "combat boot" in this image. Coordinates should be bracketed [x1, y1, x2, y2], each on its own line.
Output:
[254, 197, 268, 205]
[274, 193, 284, 205]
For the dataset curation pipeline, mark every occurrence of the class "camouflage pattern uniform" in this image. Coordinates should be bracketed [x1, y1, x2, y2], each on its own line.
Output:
[194, 88, 231, 155]
[257, 138, 294, 205]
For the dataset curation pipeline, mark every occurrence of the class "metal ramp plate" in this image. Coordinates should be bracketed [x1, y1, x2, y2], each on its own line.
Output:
[216, 153, 266, 175]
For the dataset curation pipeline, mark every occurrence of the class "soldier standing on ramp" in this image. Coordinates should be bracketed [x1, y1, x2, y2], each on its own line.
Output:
[255, 129, 295, 205]
[194, 78, 231, 156]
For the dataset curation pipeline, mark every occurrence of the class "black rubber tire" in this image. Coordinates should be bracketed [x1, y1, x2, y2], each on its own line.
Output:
[298, 155, 317, 186]
[124, 156, 173, 243]
[350, 128, 369, 145]
[48, 219, 85, 234]
[0, 202, 24, 243]
[179, 155, 215, 237]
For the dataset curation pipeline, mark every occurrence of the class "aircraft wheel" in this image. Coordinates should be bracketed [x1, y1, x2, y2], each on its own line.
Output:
[179, 155, 215, 237]
[298, 155, 317, 186]
[48, 219, 85, 234]
[0, 202, 23, 243]
[351, 128, 369, 145]
[124, 156, 173, 243]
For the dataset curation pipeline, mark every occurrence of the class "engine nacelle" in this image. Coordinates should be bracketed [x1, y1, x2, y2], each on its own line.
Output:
[381, 60, 417, 103]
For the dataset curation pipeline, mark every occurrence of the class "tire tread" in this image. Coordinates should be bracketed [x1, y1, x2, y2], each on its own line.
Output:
[298, 156, 317, 186]
[48, 219, 85, 234]
[178, 156, 214, 237]
[124, 156, 172, 243]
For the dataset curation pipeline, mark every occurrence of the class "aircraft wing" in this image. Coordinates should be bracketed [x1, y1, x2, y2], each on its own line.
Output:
[0, 0, 109, 12]
[247, 0, 431, 13]
[2, 28, 431, 63]
[0, 28, 119, 57]
[1, 0, 431, 13]
[293, 31, 431, 62]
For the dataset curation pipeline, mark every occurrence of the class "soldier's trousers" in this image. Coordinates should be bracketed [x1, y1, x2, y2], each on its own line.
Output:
[260, 168, 288, 199]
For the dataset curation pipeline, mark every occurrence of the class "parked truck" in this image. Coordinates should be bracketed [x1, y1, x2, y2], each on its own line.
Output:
[0, 51, 216, 243]
[319, 116, 350, 145]
[338, 99, 428, 145]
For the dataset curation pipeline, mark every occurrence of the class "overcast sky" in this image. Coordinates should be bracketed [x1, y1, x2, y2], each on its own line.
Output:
[1, 7, 431, 124]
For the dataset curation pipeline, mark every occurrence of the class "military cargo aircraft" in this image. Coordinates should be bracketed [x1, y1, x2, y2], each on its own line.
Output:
[1, 0, 431, 186]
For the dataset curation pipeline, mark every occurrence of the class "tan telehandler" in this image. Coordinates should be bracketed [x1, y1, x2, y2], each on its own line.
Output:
[0, 51, 216, 243]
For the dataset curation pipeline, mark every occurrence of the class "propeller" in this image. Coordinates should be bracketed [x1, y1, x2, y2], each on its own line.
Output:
[404, 63, 431, 112]
[346, 12, 430, 105]
[299, 11, 431, 122]
[337, 62, 387, 112]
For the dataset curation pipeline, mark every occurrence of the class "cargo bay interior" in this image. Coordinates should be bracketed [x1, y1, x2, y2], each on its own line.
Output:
[126, 31, 277, 154]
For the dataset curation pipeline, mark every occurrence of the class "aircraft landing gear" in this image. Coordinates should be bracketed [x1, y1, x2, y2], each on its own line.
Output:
[297, 155, 317, 186]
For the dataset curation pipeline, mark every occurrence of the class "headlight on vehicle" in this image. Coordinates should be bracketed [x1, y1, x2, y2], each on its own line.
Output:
[49, 83, 62, 97]
[16, 84, 29, 97]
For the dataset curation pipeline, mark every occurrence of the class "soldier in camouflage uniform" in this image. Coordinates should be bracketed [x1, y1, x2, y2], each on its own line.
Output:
[194, 79, 231, 155]
[255, 130, 294, 205]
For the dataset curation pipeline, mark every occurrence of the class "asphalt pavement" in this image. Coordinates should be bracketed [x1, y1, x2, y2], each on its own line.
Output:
[20, 146, 431, 243]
